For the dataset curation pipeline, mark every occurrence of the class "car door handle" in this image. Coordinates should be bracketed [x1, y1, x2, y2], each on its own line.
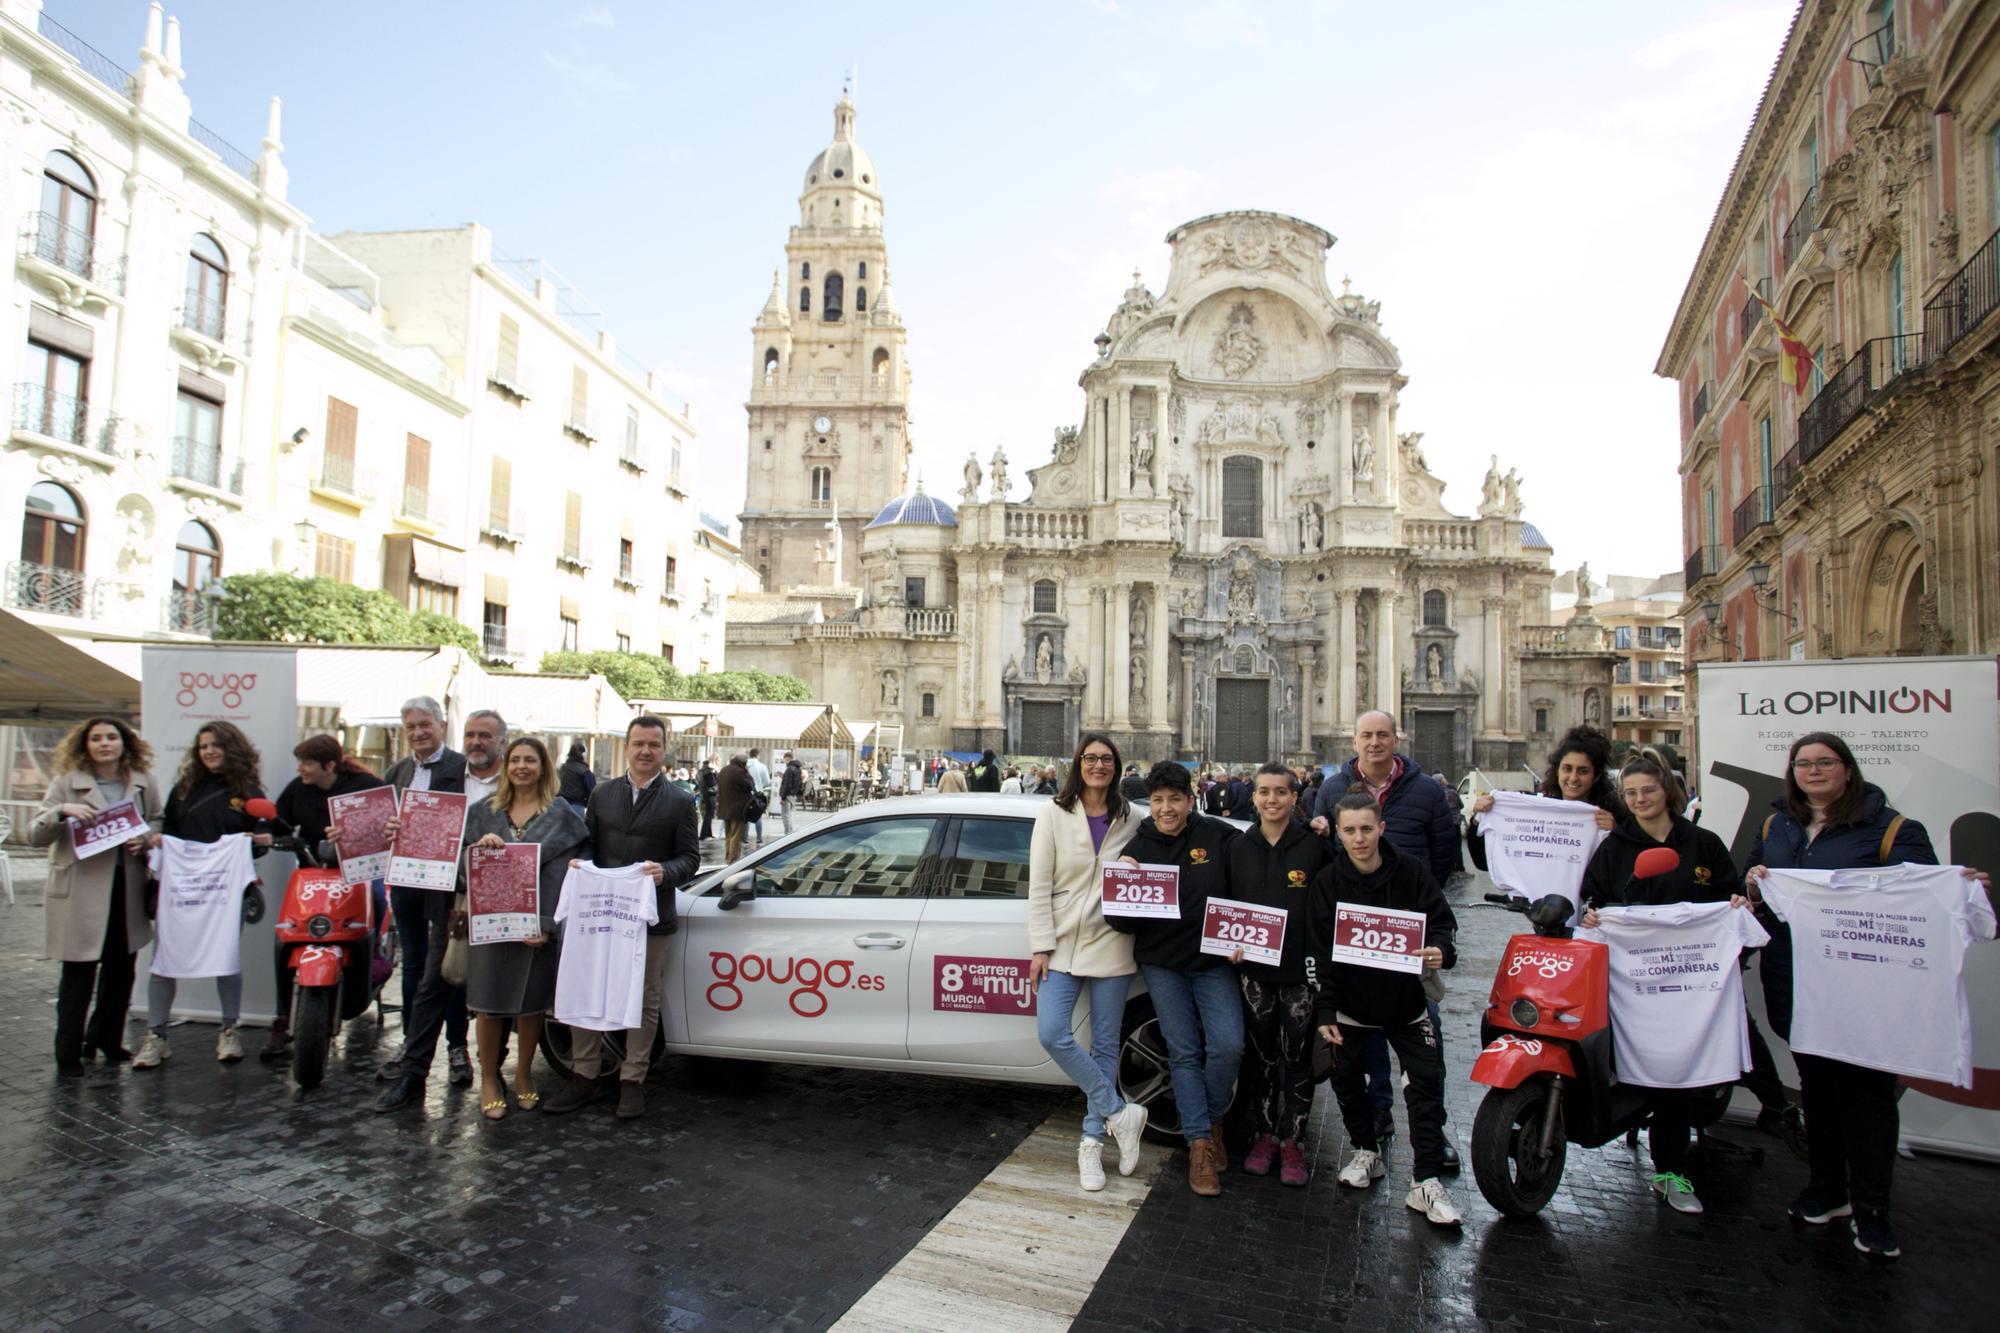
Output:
[853, 933, 907, 950]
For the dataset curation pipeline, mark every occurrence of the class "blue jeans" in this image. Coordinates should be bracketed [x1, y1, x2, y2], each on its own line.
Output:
[1366, 999, 1444, 1111]
[1036, 970, 1130, 1139]
[1140, 963, 1244, 1145]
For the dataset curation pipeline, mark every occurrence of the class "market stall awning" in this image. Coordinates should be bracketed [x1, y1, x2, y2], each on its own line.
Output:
[480, 671, 625, 736]
[0, 610, 141, 722]
[293, 645, 471, 727]
[629, 699, 852, 747]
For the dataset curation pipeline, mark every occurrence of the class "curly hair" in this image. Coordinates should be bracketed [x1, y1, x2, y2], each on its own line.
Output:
[53, 716, 152, 777]
[1541, 725, 1619, 813]
[174, 720, 263, 800]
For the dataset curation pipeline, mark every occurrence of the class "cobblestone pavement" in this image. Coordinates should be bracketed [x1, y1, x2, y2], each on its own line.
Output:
[0, 851, 1060, 1332]
[1074, 871, 2000, 1333]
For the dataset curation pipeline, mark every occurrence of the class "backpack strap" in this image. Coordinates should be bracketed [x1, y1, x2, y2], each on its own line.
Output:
[1760, 813, 1775, 841]
[1878, 814, 1906, 866]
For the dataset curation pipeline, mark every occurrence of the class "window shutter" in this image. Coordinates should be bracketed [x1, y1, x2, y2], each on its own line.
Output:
[559, 594, 580, 620]
[489, 456, 511, 527]
[571, 367, 588, 422]
[325, 398, 358, 462]
[485, 572, 508, 605]
[405, 434, 431, 492]
[497, 314, 519, 381]
[564, 492, 582, 552]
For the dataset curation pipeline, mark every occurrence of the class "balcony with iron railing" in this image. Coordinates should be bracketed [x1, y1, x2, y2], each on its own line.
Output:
[314, 451, 378, 504]
[398, 485, 455, 529]
[1685, 543, 1721, 588]
[1771, 443, 1801, 510]
[482, 625, 510, 659]
[1795, 333, 1924, 466]
[1739, 277, 1771, 345]
[11, 382, 107, 454]
[1923, 226, 2000, 360]
[18, 211, 124, 295]
[180, 287, 226, 341]
[1690, 381, 1713, 429]
[163, 588, 220, 636]
[1780, 184, 1820, 273]
[5, 561, 88, 616]
[170, 436, 243, 495]
[1731, 485, 1775, 545]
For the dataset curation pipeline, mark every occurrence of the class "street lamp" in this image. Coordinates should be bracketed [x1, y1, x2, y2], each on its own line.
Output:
[1747, 561, 1797, 626]
[1698, 598, 1735, 661]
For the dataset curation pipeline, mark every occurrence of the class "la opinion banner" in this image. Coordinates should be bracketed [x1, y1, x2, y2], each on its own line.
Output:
[139, 645, 299, 1025]
[1698, 654, 2000, 1161]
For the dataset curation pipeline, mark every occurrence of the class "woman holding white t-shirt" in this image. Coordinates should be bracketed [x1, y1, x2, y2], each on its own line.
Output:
[1464, 725, 1619, 873]
[1744, 731, 1992, 1263]
[1579, 749, 1748, 1216]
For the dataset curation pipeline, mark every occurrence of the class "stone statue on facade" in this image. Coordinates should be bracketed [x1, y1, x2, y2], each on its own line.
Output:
[1130, 428, 1155, 493]
[1356, 658, 1371, 713]
[961, 454, 982, 502]
[1299, 503, 1324, 551]
[1502, 467, 1522, 517]
[1352, 426, 1374, 485]
[1035, 634, 1053, 683]
[1053, 424, 1080, 463]
[989, 447, 1010, 499]
[1130, 596, 1147, 650]
[1068, 660, 1087, 684]
[1227, 558, 1257, 621]
[881, 671, 900, 708]
[1399, 431, 1428, 473]
[1003, 655, 1021, 682]
[1169, 492, 1188, 547]
[1479, 455, 1503, 514]
[1426, 643, 1444, 688]
[1574, 561, 1594, 605]
[1130, 655, 1147, 708]
[1584, 690, 1602, 725]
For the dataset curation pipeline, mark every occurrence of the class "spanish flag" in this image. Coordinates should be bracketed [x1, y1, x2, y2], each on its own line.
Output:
[1743, 276, 1815, 389]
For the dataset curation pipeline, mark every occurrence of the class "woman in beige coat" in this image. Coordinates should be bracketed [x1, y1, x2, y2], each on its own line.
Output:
[30, 716, 162, 1075]
[1029, 732, 1148, 1191]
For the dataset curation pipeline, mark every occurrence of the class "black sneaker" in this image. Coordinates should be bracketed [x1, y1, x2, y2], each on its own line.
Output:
[1788, 1189, 1853, 1226]
[1757, 1103, 1810, 1162]
[1851, 1209, 1901, 1263]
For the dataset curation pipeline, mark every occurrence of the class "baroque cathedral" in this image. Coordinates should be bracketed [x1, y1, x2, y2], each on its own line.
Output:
[732, 98, 1614, 776]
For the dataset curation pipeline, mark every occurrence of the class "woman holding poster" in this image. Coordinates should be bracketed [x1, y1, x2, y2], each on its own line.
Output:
[462, 737, 589, 1118]
[136, 722, 269, 1069]
[31, 716, 162, 1075]
[1028, 733, 1148, 1192]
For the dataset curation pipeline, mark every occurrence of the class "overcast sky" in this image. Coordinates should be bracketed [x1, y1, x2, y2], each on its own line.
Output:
[50, 0, 1795, 582]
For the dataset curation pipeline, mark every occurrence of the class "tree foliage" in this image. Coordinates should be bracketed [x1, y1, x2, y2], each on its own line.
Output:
[537, 650, 811, 703]
[213, 574, 478, 652]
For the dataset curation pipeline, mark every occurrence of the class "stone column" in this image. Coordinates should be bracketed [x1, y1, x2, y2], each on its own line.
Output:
[1336, 589, 1358, 736]
[1482, 595, 1505, 738]
[983, 570, 1007, 733]
[1150, 583, 1170, 735]
[1111, 581, 1132, 729]
[1336, 391, 1355, 506]
[1374, 590, 1399, 720]
[1086, 585, 1106, 725]
[1114, 385, 1132, 498]
[1378, 395, 1396, 502]
[1298, 645, 1317, 754]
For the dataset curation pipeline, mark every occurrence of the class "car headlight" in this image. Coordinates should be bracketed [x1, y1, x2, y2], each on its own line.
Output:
[307, 914, 332, 939]
[1509, 998, 1540, 1029]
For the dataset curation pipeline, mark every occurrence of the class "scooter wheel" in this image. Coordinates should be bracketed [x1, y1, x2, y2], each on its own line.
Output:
[1471, 1082, 1568, 1217]
[293, 987, 336, 1092]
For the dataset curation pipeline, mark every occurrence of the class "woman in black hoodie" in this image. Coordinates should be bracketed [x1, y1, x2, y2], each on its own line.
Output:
[1222, 763, 1334, 1187]
[1578, 749, 1745, 1217]
[1313, 789, 1461, 1226]
[1107, 761, 1241, 1196]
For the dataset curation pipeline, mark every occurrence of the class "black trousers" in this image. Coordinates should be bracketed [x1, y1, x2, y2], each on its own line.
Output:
[55, 867, 137, 1061]
[398, 890, 461, 1078]
[1642, 1088, 1695, 1176]
[1330, 1013, 1449, 1180]
[700, 797, 715, 841]
[1796, 1051, 1898, 1212]
[1239, 976, 1316, 1143]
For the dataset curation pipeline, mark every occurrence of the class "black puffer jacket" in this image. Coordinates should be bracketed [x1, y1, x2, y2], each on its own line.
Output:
[1311, 839, 1455, 1029]
[1106, 812, 1239, 971]
[164, 772, 268, 852]
[1582, 814, 1738, 908]
[1223, 819, 1335, 984]
[1314, 755, 1462, 883]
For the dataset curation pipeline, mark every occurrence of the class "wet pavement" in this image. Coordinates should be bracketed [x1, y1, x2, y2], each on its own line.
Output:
[2, 845, 1996, 1331]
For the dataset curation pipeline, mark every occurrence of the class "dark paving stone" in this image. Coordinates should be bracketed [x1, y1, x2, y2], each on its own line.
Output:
[0, 856, 1060, 1330]
[1075, 871, 2000, 1333]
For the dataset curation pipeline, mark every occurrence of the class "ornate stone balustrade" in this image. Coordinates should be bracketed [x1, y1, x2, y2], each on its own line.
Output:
[1004, 508, 1088, 546]
[1405, 520, 1481, 552]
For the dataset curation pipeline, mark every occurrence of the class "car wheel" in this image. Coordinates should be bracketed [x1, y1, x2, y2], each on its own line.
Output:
[539, 1018, 666, 1080]
[1118, 995, 1186, 1146]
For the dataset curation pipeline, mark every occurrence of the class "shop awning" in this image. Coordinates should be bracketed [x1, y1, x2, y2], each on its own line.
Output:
[480, 671, 625, 736]
[294, 645, 469, 727]
[0, 610, 141, 722]
[409, 538, 465, 587]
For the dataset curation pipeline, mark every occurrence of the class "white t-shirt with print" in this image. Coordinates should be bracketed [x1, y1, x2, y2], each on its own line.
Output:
[1759, 865, 1996, 1087]
[553, 862, 659, 1031]
[149, 834, 256, 979]
[1476, 790, 1608, 912]
[1581, 901, 1770, 1089]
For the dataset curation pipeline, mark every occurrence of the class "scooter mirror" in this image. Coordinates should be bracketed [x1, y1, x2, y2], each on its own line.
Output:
[1633, 846, 1681, 879]
[244, 798, 279, 820]
[1527, 895, 1575, 930]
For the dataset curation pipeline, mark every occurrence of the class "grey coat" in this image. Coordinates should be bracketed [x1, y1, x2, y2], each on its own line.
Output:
[460, 797, 590, 1017]
[31, 768, 162, 962]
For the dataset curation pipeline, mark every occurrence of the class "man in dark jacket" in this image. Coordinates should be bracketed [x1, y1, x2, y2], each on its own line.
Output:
[779, 752, 804, 836]
[968, 750, 1003, 792]
[717, 753, 755, 863]
[1118, 763, 1150, 803]
[558, 742, 596, 814]
[1227, 769, 1256, 821]
[545, 715, 699, 1120]
[697, 757, 719, 841]
[1107, 761, 1241, 1196]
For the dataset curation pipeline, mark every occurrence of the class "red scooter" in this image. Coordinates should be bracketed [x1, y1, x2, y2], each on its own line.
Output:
[245, 798, 377, 1091]
[1468, 847, 1741, 1216]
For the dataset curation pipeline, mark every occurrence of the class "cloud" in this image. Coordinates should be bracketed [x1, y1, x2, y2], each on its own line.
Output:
[573, 3, 615, 29]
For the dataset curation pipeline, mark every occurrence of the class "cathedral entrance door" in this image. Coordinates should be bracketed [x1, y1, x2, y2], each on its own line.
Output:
[1412, 709, 1456, 782]
[1016, 701, 1067, 757]
[1213, 679, 1270, 764]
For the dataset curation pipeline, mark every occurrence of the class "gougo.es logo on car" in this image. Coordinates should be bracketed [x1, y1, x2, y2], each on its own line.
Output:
[707, 950, 888, 1018]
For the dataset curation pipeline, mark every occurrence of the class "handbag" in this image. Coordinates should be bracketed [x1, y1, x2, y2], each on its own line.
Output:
[746, 788, 770, 823]
[440, 893, 470, 986]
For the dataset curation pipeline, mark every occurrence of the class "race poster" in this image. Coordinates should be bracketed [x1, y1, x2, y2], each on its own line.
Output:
[387, 789, 469, 890]
[1101, 863, 1181, 919]
[1332, 903, 1427, 974]
[468, 843, 542, 945]
[1199, 897, 1287, 968]
[327, 786, 397, 885]
[68, 799, 146, 860]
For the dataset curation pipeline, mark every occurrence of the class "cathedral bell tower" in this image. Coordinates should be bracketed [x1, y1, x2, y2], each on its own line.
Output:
[740, 94, 912, 592]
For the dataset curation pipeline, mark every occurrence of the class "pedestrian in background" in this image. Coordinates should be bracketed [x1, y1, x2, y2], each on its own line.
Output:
[746, 747, 771, 845]
[969, 750, 1003, 792]
[559, 741, 596, 817]
[32, 716, 161, 1075]
[780, 751, 804, 835]
[137, 721, 270, 1069]
[698, 755, 718, 841]
[1001, 766, 1024, 794]
[717, 752, 754, 863]
[1118, 763, 1149, 803]
[936, 768, 969, 794]
[1029, 732, 1148, 1191]
[462, 736, 588, 1120]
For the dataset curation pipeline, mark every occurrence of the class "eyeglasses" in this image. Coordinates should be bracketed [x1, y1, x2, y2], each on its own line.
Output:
[1791, 758, 1843, 772]
[1080, 754, 1117, 766]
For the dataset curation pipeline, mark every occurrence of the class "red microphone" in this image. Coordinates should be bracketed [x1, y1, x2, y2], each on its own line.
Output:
[1633, 846, 1681, 879]
[244, 798, 279, 820]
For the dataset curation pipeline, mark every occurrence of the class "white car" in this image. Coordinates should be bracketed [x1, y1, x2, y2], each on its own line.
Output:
[543, 793, 1220, 1139]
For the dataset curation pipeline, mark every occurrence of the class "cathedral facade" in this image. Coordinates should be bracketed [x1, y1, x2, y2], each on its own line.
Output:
[732, 104, 1613, 777]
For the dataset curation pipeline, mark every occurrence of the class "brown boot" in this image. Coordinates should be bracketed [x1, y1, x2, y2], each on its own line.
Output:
[542, 1073, 611, 1115]
[1188, 1138, 1222, 1197]
[1210, 1121, 1230, 1173]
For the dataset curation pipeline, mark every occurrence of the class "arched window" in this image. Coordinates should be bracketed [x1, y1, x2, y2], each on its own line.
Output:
[1032, 580, 1057, 615]
[920, 691, 935, 718]
[810, 465, 832, 506]
[763, 348, 779, 386]
[185, 234, 228, 339]
[801, 262, 810, 280]
[38, 150, 97, 276]
[1221, 456, 1261, 537]
[1422, 589, 1448, 627]
[823, 272, 843, 321]
[872, 348, 890, 385]
[857, 261, 867, 280]
[800, 285, 811, 313]
[18, 482, 86, 613]
[855, 286, 866, 312]
[171, 520, 221, 631]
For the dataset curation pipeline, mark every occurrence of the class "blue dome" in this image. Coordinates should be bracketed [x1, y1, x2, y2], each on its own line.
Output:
[1520, 521, 1551, 549]
[866, 492, 957, 529]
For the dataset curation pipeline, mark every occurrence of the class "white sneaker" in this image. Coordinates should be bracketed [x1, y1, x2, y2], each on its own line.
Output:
[133, 1033, 170, 1069]
[1078, 1137, 1107, 1191]
[1651, 1172, 1704, 1215]
[215, 1027, 243, 1062]
[1339, 1148, 1385, 1189]
[377, 1040, 406, 1081]
[1407, 1176, 1464, 1226]
[1105, 1101, 1148, 1176]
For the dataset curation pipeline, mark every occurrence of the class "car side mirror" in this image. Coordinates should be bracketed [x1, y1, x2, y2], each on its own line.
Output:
[718, 871, 755, 911]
